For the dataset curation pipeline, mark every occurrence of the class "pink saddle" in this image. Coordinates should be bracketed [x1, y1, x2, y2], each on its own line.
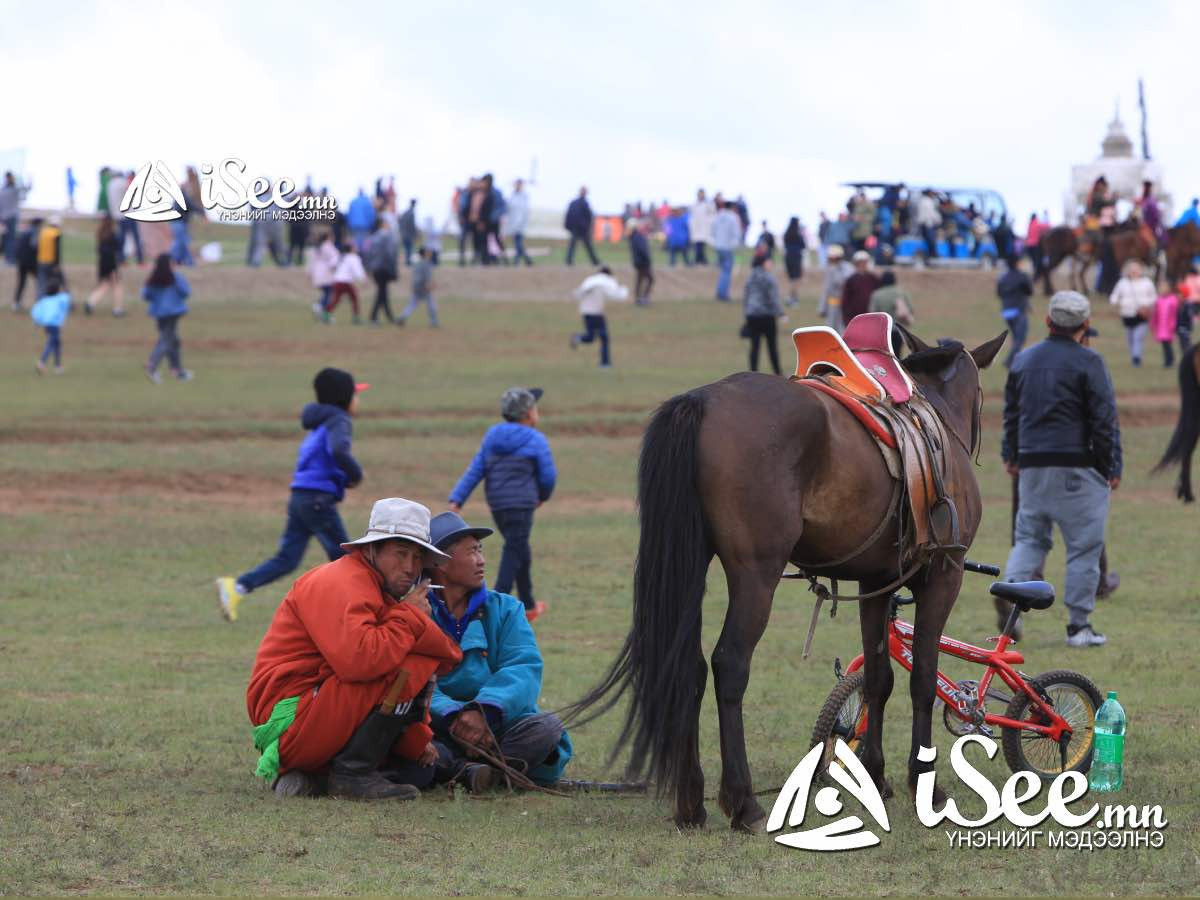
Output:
[842, 313, 913, 403]
[791, 312, 913, 404]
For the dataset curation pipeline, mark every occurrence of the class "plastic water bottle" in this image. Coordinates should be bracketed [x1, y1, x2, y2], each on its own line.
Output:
[1089, 691, 1125, 793]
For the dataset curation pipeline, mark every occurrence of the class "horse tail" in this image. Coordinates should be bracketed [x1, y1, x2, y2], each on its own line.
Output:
[562, 390, 712, 796]
[1154, 345, 1200, 487]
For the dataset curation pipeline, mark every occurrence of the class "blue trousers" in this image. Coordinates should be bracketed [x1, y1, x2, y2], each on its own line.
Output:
[118, 218, 143, 264]
[492, 507, 535, 608]
[716, 249, 734, 300]
[238, 489, 349, 592]
[40, 326, 61, 366]
[1003, 312, 1028, 367]
[575, 314, 609, 366]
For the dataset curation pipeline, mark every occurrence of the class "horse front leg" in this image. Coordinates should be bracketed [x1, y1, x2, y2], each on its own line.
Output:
[906, 564, 964, 803]
[712, 562, 777, 832]
[857, 594, 894, 799]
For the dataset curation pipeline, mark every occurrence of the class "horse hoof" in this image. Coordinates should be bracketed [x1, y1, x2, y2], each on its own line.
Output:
[733, 814, 769, 835]
[879, 779, 894, 800]
[673, 806, 707, 830]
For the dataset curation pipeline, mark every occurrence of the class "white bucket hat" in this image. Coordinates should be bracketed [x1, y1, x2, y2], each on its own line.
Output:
[340, 498, 449, 559]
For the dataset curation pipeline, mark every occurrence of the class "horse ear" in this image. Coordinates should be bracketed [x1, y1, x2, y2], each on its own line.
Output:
[970, 332, 1008, 369]
[896, 322, 931, 354]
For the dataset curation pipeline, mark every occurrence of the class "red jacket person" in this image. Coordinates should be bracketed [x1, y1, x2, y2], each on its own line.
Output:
[247, 498, 464, 800]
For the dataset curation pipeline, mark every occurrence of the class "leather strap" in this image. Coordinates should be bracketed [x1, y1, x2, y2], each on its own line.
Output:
[378, 670, 411, 713]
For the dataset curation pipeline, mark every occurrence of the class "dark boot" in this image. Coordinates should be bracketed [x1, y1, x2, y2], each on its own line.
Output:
[328, 712, 420, 801]
[462, 763, 499, 793]
[272, 771, 327, 798]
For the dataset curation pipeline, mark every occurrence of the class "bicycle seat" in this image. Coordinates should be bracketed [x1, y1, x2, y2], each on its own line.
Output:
[989, 580, 1055, 611]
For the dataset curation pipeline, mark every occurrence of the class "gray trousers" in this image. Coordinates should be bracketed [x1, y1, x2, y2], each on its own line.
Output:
[1004, 466, 1109, 629]
[433, 711, 563, 782]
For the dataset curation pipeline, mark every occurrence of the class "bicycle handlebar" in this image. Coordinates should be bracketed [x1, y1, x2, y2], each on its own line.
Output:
[964, 560, 1001, 576]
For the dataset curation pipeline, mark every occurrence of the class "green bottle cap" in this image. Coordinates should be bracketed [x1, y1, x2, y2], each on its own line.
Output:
[1107, 691, 1118, 699]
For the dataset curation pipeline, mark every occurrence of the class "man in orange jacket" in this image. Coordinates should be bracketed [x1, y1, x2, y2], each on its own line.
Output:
[246, 497, 464, 800]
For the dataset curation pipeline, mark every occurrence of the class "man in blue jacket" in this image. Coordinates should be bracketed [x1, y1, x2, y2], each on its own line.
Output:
[216, 368, 367, 621]
[448, 387, 555, 619]
[425, 511, 571, 790]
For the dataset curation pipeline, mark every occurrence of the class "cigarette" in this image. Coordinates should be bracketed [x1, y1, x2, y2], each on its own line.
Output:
[427, 584, 444, 590]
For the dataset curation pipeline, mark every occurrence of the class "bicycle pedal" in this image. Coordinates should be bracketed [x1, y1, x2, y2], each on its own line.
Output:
[977, 724, 994, 738]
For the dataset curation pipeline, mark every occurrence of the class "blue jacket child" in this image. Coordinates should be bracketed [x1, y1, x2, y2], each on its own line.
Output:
[216, 368, 366, 621]
[448, 387, 555, 614]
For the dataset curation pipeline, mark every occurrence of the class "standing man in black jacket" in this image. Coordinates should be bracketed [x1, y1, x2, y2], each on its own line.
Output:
[564, 187, 599, 266]
[1001, 291, 1122, 647]
[629, 220, 653, 305]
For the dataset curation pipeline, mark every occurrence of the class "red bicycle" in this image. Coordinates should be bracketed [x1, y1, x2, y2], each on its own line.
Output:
[810, 561, 1103, 781]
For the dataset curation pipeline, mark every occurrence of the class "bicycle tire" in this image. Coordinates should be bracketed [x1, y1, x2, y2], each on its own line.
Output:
[809, 671, 867, 772]
[1000, 669, 1102, 781]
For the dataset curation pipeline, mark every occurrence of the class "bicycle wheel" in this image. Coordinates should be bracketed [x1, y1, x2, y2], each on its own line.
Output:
[809, 671, 867, 771]
[1000, 670, 1102, 781]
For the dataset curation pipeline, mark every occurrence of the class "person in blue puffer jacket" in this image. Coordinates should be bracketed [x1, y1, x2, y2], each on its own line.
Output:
[141, 253, 193, 383]
[448, 387, 556, 620]
[215, 367, 367, 622]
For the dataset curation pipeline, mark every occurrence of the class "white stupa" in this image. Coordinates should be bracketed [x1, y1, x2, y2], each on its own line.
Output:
[1064, 107, 1169, 224]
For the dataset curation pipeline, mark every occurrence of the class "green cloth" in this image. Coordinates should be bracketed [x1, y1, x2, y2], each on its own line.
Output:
[252, 696, 299, 783]
[869, 285, 914, 320]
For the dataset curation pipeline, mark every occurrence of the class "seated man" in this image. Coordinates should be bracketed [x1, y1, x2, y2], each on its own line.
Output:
[246, 498, 463, 800]
[426, 511, 572, 790]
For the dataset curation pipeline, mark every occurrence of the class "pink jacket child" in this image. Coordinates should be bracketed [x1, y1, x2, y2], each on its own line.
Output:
[1152, 292, 1179, 343]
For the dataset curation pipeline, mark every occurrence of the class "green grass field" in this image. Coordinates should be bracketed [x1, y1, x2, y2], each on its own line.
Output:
[1, 238, 1197, 895]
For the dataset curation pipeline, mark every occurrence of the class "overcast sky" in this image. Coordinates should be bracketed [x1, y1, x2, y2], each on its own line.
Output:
[3, 0, 1198, 233]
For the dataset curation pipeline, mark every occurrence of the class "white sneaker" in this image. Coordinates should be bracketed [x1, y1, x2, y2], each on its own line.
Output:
[1066, 625, 1107, 647]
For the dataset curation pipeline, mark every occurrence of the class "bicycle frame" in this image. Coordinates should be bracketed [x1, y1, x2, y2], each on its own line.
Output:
[842, 607, 1075, 743]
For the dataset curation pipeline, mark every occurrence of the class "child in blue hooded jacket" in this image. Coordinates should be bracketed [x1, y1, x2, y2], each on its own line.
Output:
[31, 270, 70, 374]
[448, 387, 556, 619]
[216, 367, 366, 621]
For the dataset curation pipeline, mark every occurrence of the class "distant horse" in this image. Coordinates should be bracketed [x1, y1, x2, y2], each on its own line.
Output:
[1165, 222, 1200, 284]
[1036, 226, 1089, 295]
[1038, 223, 1158, 296]
[567, 328, 1007, 831]
[1154, 344, 1200, 502]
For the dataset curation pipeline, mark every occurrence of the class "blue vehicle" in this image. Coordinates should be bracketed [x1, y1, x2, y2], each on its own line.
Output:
[841, 182, 1009, 268]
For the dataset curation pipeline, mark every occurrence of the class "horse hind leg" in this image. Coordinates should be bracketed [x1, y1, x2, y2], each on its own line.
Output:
[712, 560, 780, 832]
[673, 653, 710, 828]
[857, 594, 895, 799]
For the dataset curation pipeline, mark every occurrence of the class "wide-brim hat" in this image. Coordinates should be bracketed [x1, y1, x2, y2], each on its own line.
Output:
[340, 497, 448, 559]
[429, 510, 494, 551]
[827, 244, 845, 259]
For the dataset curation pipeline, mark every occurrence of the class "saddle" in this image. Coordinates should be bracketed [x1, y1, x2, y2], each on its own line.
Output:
[790, 313, 961, 565]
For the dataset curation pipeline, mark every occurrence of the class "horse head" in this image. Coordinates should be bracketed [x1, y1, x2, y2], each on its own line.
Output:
[897, 325, 1006, 458]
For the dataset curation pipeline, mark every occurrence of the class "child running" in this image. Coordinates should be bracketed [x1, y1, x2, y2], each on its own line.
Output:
[31, 270, 70, 374]
[325, 242, 366, 325]
[215, 368, 368, 621]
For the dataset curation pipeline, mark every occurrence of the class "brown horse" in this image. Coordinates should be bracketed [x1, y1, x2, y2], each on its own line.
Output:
[1036, 226, 1089, 295]
[567, 329, 1007, 831]
[1154, 344, 1200, 502]
[1165, 222, 1200, 284]
[1038, 222, 1159, 296]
